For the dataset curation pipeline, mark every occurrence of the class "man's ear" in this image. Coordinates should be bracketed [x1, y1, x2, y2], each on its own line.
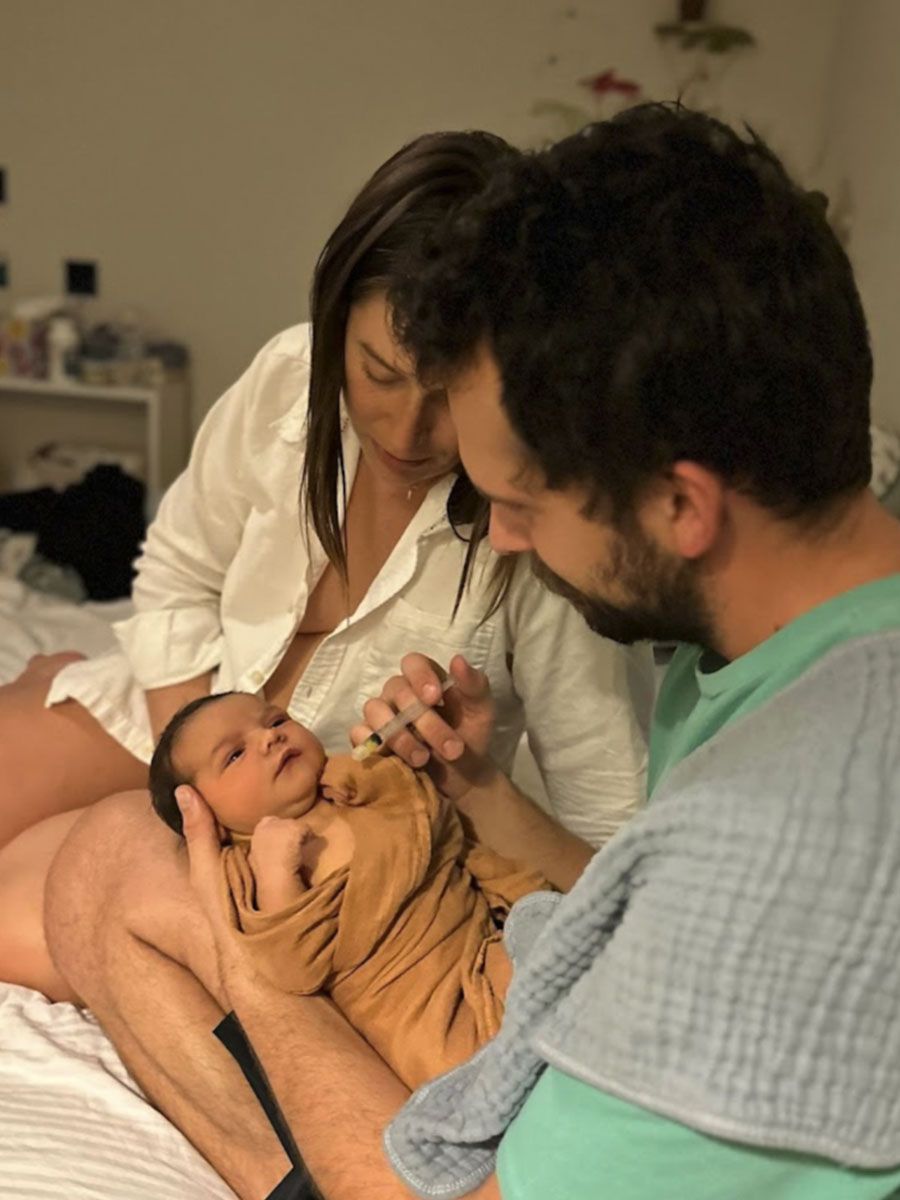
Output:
[665, 461, 727, 560]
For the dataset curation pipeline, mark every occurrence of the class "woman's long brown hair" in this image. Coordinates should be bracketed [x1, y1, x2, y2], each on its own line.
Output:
[301, 131, 519, 620]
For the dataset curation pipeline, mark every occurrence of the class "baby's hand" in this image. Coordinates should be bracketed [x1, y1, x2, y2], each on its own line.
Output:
[248, 816, 312, 913]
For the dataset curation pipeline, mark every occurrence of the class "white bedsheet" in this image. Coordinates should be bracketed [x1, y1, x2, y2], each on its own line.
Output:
[0, 984, 236, 1199]
[0, 589, 238, 1197]
[0, 577, 131, 686]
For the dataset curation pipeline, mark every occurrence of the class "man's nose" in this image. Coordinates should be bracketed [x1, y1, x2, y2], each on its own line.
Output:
[488, 507, 532, 554]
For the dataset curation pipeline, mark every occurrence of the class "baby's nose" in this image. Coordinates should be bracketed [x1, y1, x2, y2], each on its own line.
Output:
[261, 727, 285, 751]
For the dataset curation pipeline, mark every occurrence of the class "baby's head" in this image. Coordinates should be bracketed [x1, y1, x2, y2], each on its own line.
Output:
[149, 692, 327, 837]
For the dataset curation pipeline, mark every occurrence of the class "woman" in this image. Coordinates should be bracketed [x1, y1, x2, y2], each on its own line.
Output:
[0, 130, 653, 997]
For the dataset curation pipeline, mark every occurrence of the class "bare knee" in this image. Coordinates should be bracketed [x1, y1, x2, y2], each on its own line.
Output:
[0, 808, 85, 1000]
[45, 790, 219, 1002]
[46, 790, 158, 988]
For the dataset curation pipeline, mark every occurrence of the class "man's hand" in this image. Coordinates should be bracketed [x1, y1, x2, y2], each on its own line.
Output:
[351, 653, 497, 799]
[175, 785, 233, 938]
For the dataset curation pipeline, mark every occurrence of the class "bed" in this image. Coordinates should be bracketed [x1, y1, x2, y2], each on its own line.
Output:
[3, 415, 899, 1195]
[0, 578, 548, 1198]
[0, 579, 236, 1198]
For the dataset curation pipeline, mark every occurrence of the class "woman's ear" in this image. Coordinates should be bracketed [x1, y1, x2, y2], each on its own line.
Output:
[665, 461, 727, 560]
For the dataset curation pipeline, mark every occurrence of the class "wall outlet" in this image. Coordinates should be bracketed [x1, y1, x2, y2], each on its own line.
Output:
[65, 259, 98, 296]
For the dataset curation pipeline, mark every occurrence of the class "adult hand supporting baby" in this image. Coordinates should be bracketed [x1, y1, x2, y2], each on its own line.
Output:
[171, 784, 250, 1003]
[351, 652, 497, 800]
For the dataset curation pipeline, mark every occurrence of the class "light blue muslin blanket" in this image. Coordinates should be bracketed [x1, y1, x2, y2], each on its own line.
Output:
[386, 631, 900, 1197]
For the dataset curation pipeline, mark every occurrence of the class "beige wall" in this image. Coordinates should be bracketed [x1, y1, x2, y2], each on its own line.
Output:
[819, 0, 900, 428]
[0, 0, 866, 432]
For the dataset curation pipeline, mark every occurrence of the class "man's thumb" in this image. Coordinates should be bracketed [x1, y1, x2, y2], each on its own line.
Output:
[175, 786, 219, 876]
[450, 654, 489, 700]
[175, 785, 200, 831]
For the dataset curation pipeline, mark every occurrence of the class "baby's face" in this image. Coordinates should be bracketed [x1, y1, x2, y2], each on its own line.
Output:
[174, 694, 326, 834]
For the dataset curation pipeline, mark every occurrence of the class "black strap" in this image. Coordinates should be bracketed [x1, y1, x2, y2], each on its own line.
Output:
[213, 1012, 323, 1200]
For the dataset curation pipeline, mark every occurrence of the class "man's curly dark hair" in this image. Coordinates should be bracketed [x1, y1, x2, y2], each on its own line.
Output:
[390, 103, 873, 523]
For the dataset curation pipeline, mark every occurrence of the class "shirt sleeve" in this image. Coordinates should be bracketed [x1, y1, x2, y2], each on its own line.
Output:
[504, 560, 655, 846]
[114, 329, 310, 689]
[498, 1068, 900, 1200]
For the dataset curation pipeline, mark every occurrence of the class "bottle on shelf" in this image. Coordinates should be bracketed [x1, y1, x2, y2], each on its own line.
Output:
[46, 315, 81, 384]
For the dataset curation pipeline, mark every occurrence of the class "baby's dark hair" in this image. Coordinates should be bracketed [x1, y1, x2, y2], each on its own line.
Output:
[149, 692, 235, 836]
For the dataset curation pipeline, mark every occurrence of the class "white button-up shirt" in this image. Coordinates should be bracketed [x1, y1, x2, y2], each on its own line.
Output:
[49, 325, 653, 845]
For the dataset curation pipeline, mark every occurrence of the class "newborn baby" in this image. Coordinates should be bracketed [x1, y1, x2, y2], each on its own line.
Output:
[149, 691, 550, 1087]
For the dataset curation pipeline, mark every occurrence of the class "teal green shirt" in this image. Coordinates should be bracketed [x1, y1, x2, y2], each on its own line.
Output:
[499, 1073, 900, 1199]
[499, 575, 900, 1200]
[649, 574, 900, 797]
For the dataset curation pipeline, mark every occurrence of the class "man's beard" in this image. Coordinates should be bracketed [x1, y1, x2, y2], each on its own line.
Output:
[531, 525, 715, 648]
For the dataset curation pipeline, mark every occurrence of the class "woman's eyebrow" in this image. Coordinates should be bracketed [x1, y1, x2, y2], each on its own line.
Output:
[359, 340, 406, 376]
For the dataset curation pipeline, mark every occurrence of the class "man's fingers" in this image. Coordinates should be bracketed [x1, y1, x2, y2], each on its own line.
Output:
[367, 671, 470, 764]
[175, 786, 224, 913]
[360, 695, 427, 766]
[448, 654, 490, 702]
[398, 652, 446, 704]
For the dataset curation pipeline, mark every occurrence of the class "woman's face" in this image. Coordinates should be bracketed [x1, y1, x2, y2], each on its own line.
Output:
[343, 292, 459, 490]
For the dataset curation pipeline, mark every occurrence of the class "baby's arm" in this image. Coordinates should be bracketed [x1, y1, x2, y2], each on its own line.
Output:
[248, 816, 312, 912]
[247, 801, 355, 911]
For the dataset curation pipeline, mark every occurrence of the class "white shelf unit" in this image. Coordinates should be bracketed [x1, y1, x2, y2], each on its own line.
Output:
[0, 372, 189, 509]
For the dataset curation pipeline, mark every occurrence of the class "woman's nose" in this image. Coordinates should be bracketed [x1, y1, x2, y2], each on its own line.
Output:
[394, 389, 443, 454]
[394, 410, 428, 455]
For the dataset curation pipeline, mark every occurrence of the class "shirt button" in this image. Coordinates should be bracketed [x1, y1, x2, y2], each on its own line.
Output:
[250, 670, 264, 685]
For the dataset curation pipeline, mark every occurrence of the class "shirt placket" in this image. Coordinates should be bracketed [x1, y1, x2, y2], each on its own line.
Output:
[289, 471, 456, 727]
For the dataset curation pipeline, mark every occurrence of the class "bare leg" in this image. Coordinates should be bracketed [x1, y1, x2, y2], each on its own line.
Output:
[0, 661, 147, 849]
[0, 807, 84, 998]
[45, 791, 292, 1200]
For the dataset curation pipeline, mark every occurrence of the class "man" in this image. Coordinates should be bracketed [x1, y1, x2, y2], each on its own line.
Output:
[47, 104, 900, 1199]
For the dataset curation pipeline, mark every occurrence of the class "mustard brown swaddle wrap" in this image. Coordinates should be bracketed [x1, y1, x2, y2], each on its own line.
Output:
[221, 755, 550, 1088]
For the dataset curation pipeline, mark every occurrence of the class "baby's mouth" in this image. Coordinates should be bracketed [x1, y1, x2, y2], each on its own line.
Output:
[275, 748, 301, 777]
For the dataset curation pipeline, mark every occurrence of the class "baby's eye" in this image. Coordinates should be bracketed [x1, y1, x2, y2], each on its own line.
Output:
[271, 715, 288, 727]
[226, 746, 244, 766]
